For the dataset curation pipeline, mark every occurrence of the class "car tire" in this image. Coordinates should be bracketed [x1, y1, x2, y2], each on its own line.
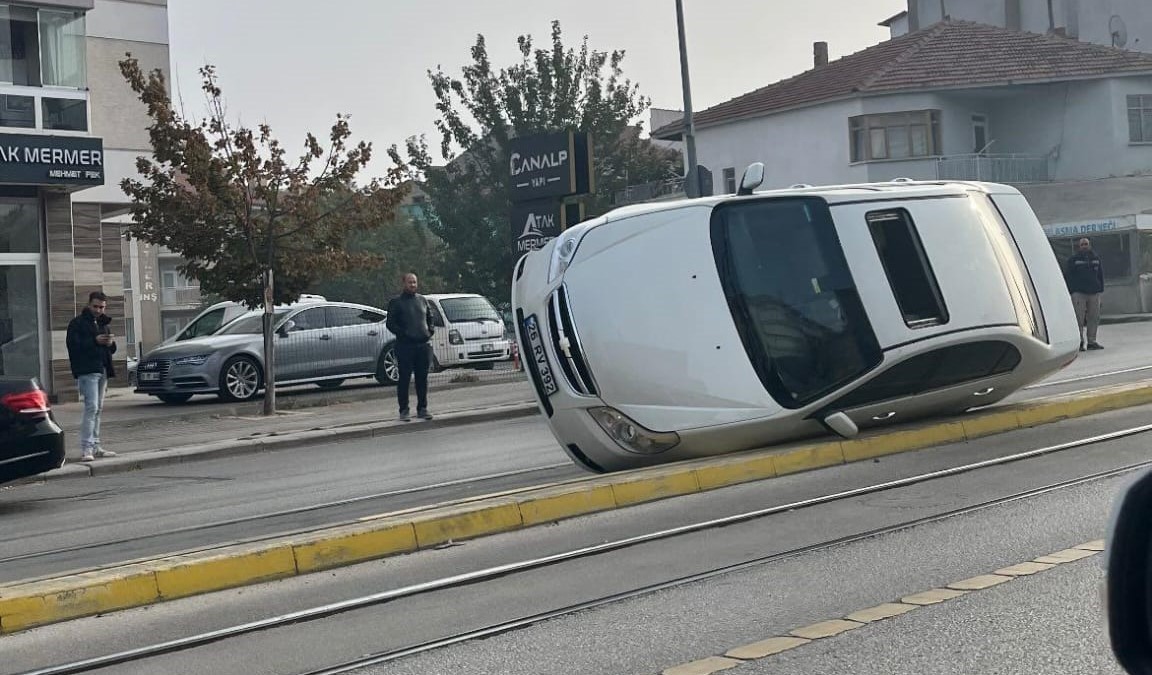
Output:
[218, 355, 263, 402]
[317, 379, 345, 390]
[156, 393, 193, 405]
[430, 353, 444, 374]
[375, 345, 399, 386]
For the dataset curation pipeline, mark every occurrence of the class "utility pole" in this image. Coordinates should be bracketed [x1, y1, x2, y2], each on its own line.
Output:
[675, 0, 699, 198]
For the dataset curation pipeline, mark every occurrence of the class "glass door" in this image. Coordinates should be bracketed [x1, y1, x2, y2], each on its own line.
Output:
[0, 262, 42, 381]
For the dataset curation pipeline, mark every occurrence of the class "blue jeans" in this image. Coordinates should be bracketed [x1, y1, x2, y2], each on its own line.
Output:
[77, 373, 107, 454]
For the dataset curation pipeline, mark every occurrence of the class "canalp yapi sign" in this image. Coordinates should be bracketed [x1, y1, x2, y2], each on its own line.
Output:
[0, 133, 104, 187]
[508, 131, 593, 203]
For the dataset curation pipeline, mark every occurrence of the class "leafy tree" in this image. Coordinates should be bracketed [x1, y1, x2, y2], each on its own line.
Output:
[391, 21, 680, 303]
[118, 56, 405, 414]
[309, 209, 448, 305]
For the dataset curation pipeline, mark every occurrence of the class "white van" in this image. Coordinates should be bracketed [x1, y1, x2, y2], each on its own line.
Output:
[424, 293, 513, 370]
[512, 171, 1080, 472]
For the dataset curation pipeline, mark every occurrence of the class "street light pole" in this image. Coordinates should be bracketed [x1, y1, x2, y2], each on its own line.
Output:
[675, 0, 699, 198]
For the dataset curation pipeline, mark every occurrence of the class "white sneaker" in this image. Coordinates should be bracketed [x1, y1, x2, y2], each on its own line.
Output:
[93, 447, 117, 458]
[80, 453, 95, 462]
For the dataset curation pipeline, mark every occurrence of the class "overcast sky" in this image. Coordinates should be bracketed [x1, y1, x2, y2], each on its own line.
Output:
[168, 0, 904, 177]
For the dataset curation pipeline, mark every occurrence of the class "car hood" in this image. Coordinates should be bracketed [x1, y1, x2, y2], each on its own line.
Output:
[559, 212, 783, 431]
[143, 334, 260, 360]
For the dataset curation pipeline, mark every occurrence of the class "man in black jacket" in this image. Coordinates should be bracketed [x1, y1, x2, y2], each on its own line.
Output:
[1065, 237, 1105, 351]
[386, 273, 435, 421]
[66, 291, 118, 461]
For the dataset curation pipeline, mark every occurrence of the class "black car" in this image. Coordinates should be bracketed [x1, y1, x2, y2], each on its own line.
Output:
[0, 377, 65, 485]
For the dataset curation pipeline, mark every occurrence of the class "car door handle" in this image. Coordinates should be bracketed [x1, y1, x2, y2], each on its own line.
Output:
[872, 411, 896, 421]
[973, 387, 995, 396]
[319, 334, 332, 341]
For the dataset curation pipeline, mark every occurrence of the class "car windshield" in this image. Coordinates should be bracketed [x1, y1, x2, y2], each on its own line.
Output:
[216, 309, 291, 335]
[711, 197, 882, 408]
[440, 296, 501, 323]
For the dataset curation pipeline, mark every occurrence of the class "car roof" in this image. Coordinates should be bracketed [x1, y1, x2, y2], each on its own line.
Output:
[424, 293, 491, 301]
[600, 179, 1019, 223]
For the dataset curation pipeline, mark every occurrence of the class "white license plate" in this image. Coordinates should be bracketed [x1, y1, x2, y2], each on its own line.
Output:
[522, 315, 557, 396]
[140, 372, 161, 382]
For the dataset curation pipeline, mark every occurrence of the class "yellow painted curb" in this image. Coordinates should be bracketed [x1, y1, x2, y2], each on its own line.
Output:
[4, 379, 1152, 635]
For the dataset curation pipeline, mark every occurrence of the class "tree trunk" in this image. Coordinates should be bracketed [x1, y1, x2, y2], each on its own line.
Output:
[262, 268, 277, 416]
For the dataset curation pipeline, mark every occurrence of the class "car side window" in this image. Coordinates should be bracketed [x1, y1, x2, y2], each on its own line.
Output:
[289, 307, 326, 332]
[181, 309, 224, 340]
[326, 307, 383, 327]
[428, 303, 445, 327]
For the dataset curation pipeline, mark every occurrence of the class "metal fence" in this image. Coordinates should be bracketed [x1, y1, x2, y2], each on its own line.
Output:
[613, 177, 687, 206]
[935, 154, 1051, 184]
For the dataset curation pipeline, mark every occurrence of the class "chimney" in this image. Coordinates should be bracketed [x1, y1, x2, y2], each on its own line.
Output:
[814, 41, 829, 67]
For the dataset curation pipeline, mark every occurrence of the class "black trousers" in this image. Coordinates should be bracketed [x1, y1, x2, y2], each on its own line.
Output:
[395, 341, 431, 412]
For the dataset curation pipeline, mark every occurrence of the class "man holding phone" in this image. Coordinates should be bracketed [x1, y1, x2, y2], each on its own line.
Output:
[66, 291, 119, 462]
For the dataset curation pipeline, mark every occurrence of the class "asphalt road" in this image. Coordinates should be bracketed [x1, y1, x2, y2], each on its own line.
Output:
[4, 402, 1149, 675]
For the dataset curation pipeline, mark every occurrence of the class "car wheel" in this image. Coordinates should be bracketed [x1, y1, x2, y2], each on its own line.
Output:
[430, 353, 444, 374]
[219, 356, 263, 402]
[375, 345, 399, 386]
[317, 379, 345, 390]
[156, 393, 193, 405]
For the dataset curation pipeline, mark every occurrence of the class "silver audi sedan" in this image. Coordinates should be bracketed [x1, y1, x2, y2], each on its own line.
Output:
[134, 301, 399, 403]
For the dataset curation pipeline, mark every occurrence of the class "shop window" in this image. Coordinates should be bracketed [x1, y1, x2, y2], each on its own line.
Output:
[0, 200, 38, 253]
[42, 96, 86, 131]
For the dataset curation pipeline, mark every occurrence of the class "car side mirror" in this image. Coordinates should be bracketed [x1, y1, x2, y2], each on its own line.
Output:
[277, 320, 295, 337]
[1106, 467, 1152, 673]
[823, 411, 859, 438]
[737, 162, 765, 196]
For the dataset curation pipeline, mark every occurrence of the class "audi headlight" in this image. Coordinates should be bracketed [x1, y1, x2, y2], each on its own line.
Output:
[589, 407, 680, 455]
[173, 354, 211, 366]
[548, 228, 588, 283]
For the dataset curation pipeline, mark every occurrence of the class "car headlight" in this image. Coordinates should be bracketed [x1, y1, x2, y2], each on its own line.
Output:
[548, 228, 589, 283]
[173, 354, 211, 366]
[588, 407, 680, 455]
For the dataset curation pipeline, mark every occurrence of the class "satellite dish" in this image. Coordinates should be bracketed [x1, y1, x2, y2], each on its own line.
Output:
[1111, 15, 1129, 48]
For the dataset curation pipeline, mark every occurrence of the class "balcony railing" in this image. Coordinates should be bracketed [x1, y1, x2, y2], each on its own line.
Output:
[613, 177, 686, 206]
[936, 154, 1051, 184]
[161, 286, 202, 308]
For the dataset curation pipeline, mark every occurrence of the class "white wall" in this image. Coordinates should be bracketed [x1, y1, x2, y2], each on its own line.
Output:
[694, 76, 1152, 192]
[694, 98, 868, 192]
[889, 0, 1151, 53]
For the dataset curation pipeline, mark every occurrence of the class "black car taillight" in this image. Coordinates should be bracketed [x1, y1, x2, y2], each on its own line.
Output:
[1, 390, 50, 419]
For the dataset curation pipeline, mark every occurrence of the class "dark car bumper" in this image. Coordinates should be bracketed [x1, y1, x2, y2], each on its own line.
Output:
[0, 418, 66, 485]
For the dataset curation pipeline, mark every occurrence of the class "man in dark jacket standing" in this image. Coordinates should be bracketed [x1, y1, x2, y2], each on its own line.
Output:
[386, 273, 435, 421]
[66, 291, 118, 461]
[1065, 237, 1105, 351]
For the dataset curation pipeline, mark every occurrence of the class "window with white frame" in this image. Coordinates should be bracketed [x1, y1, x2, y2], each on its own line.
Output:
[0, 5, 86, 89]
[1128, 95, 1152, 143]
[849, 110, 942, 163]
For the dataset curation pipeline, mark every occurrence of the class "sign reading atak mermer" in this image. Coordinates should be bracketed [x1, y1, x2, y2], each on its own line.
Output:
[0, 134, 105, 187]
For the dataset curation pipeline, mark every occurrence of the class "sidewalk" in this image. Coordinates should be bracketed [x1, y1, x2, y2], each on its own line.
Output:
[50, 377, 537, 463]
